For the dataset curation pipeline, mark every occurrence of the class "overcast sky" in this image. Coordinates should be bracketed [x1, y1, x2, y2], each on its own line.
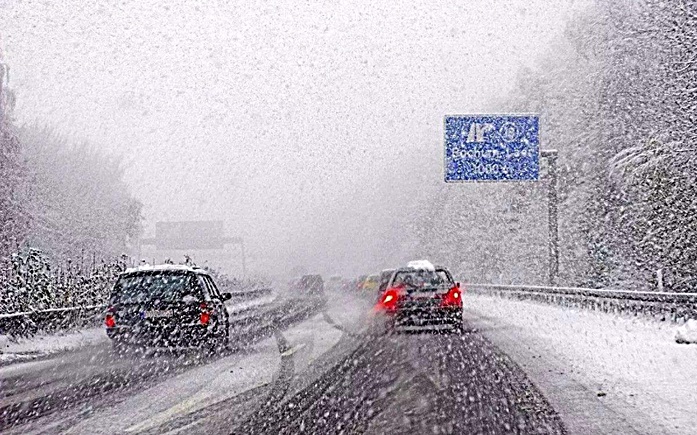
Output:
[0, 0, 591, 276]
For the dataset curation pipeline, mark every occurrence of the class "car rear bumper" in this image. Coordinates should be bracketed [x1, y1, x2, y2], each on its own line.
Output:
[106, 324, 221, 347]
[391, 305, 462, 328]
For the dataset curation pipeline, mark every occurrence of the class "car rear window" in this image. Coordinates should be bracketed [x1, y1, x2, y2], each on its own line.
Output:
[436, 269, 454, 285]
[111, 272, 202, 304]
[392, 269, 453, 289]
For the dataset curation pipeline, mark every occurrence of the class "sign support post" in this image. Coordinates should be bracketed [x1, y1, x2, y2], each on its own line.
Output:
[541, 150, 559, 286]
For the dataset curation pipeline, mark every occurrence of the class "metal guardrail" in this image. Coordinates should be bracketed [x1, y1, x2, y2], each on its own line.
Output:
[466, 283, 697, 323]
[0, 305, 107, 320]
[0, 305, 108, 338]
[0, 288, 276, 338]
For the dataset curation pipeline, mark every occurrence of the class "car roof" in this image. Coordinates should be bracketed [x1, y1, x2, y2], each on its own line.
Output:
[392, 266, 449, 273]
[122, 264, 211, 276]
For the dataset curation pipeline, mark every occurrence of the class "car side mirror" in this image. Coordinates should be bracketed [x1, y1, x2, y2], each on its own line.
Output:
[222, 292, 232, 301]
[456, 282, 461, 288]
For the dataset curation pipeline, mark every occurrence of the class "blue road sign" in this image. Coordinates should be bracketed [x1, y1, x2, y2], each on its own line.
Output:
[444, 115, 539, 182]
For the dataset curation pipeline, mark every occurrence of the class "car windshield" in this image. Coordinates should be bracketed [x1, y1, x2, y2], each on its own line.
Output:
[111, 272, 200, 304]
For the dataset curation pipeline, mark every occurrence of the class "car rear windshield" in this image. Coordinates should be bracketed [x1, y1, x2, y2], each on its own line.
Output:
[110, 272, 202, 304]
[392, 269, 453, 289]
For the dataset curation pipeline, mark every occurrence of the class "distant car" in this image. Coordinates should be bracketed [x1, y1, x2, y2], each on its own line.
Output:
[373, 260, 463, 333]
[291, 274, 327, 308]
[105, 265, 232, 351]
[326, 275, 343, 292]
[355, 275, 368, 291]
[361, 274, 380, 293]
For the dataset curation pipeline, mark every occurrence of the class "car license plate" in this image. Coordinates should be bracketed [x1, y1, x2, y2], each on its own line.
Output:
[412, 292, 436, 299]
[144, 309, 173, 318]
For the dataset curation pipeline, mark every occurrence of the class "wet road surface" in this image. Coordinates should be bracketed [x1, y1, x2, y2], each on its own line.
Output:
[1, 294, 567, 434]
[237, 329, 566, 435]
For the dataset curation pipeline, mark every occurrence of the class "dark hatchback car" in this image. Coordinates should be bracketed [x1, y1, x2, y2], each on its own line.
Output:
[105, 265, 232, 351]
[374, 261, 462, 333]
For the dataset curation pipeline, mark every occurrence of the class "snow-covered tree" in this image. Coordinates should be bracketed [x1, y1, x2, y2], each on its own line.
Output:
[416, 0, 697, 290]
[0, 45, 29, 260]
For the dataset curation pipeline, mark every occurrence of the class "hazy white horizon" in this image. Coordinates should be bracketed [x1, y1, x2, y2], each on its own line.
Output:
[0, 0, 592, 276]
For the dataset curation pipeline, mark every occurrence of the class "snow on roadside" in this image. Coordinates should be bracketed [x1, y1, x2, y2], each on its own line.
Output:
[225, 294, 277, 312]
[466, 294, 697, 435]
[0, 327, 107, 364]
[675, 319, 697, 344]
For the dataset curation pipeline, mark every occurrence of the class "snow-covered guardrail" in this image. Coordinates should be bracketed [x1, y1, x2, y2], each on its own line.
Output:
[227, 287, 273, 301]
[0, 304, 107, 320]
[0, 305, 108, 339]
[466, 283, 697, 323]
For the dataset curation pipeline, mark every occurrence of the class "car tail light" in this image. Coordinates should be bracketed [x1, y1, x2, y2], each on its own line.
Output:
[200, 312, 211, 325]
[199, 302, 211, 325]
[441, 286, 462, 307]
[105, 308, 116, 328]
[376, 287, 401, 312]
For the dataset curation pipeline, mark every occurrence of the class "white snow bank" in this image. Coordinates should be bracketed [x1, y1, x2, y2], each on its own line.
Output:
[675, 319, 697, 344]
[0, 327, 107, 364]
[225, 294, 276, 313]
[466, 294, 697, 435]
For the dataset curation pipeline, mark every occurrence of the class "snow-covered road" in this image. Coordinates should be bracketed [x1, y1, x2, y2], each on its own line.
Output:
[0, 292, 371, 434]
[7, 290, 694, 434]
[465, 294, 697, 435]
[0, 328, 108, 365]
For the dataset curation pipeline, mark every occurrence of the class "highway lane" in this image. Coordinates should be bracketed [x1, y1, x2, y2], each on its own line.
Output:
[130, 291, 567, 434]
[236, 326, 566, 434]
[0, 297, 326, 433]
[2, 291, 569, 435]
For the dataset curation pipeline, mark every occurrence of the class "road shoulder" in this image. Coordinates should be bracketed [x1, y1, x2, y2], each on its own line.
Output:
[465, 294, 695, 435]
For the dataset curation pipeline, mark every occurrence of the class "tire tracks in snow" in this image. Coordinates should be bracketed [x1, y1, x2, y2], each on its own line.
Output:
[233, 309, 347, 434]
[0, 300, 323, 433]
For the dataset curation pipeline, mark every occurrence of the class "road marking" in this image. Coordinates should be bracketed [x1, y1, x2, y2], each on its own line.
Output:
[125, 332, 308, 433]
[281, 342, 306, 357]
[124, 383, 267, 433]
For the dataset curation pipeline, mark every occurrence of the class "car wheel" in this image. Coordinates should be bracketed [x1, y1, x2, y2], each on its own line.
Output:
[208, 323, 229, 354]
[221, 321, 230, 349]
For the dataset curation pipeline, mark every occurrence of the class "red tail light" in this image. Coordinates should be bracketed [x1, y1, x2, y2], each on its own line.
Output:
[376, 287, 402, 312]
[105, 311, 116, 328]
[199, 302, 211, 325]
[441, 286, 462, 307]
[200, 312, 211, 325]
